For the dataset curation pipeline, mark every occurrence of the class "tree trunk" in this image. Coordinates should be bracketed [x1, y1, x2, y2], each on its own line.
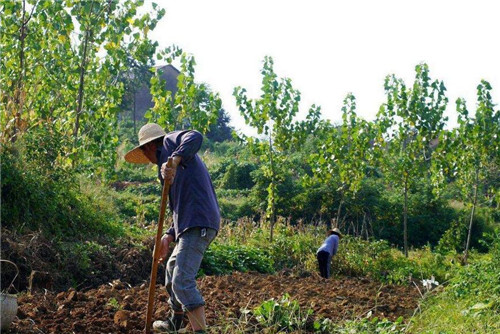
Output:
[362, 212, 369, 240]
[268, 134, 275, 242]
[73, 0, 96, 147]
[464, 169, 479, 264]
[369, 215, 375, 238]
[336, 192, 344, 227]
[133, 91, 137, 134]
[12, 0, 27, 142]
[403, 175, 409, 257]
[73, 28, 91, 145]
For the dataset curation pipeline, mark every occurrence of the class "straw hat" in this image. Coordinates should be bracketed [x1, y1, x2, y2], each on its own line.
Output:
[124, 123, 166, 164]
[330, 228, 343, 239]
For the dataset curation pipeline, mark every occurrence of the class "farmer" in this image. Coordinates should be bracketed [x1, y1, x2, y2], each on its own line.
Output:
[125, 123, 220, 334]
[316, 228, 342, 279]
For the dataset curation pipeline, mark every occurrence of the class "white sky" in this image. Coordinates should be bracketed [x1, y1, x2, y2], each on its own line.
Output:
[147, 0, 500, 134]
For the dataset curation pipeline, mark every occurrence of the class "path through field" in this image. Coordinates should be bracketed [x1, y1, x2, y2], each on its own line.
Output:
[8, 271, 419, 333]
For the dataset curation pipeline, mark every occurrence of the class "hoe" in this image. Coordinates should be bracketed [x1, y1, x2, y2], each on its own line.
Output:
[145, 157, 173, 334]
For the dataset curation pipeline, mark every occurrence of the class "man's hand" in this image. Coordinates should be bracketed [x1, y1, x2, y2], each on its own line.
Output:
[158, 234, 175, 263]
[161, 156, 182, 185]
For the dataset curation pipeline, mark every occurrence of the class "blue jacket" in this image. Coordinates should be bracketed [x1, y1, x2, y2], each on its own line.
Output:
[156, 130, 220, 240]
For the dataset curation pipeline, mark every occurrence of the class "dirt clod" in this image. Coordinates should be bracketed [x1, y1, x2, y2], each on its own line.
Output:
[114, 310, 130, 329]
[65, 290, 78, 303]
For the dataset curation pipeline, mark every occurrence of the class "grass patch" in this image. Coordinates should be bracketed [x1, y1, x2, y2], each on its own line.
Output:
[408, 232, 500, 333]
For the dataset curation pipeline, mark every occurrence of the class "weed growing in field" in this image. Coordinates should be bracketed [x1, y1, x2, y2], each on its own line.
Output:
[106, 297, 121, 310]
[252, 294, 313, 332]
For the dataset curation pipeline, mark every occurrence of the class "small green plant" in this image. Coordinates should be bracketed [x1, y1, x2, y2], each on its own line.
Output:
[252, 294, 313, 332]
[107, 297, 121, 310]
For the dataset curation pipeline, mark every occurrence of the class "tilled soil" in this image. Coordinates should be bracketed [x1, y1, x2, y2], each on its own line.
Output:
[7, 271, 419, 333]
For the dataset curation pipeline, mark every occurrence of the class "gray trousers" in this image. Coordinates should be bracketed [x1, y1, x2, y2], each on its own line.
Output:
[165, 227, 216, 312]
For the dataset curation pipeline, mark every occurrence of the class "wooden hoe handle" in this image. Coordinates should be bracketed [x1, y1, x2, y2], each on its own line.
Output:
[145, 157, 173, 334]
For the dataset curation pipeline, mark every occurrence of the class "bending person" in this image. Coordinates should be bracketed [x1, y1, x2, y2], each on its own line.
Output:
[316, 228, 342, 279]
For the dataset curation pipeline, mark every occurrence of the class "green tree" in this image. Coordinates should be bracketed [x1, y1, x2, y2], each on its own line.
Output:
[375, 63, 448, 256]
[288, 104, 324, 150]
[311, 94, 375, 229]
[1, 0, 74, 141]
[1, 0, 165, 173]
[449, 81, 499, 262]
[146, 50, 220, 134]
[233, 56, 301, 241]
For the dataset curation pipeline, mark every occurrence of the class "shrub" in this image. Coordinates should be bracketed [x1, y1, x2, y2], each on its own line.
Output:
[263, 223, 318, 270]
[1, 138, 123, 240]
[217, 193, 256, 221]
[437, 206, 495, 254]
[220, 162, 257, 190]
[201, 242, 274, 275]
